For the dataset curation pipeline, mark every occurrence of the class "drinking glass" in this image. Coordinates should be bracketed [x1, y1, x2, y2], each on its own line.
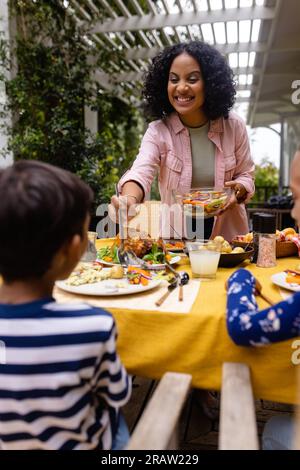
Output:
[186, 240, 220, 279]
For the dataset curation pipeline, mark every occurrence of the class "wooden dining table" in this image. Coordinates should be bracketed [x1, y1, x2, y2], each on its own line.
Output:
[55, 238, 300, 405]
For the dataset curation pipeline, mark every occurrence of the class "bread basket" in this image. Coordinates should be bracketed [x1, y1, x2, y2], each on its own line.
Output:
[232, 240, 298, 258]
[275, 241, 298, 258]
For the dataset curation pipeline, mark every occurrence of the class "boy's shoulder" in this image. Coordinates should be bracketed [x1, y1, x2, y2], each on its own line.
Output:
[41, 300, 115, 328]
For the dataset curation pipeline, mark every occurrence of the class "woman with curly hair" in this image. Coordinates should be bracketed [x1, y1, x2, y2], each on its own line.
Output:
[111, 41, 255, 240]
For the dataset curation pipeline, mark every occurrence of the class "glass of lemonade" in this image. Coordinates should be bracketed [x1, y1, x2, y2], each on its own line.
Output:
[186, 240, 220, 280]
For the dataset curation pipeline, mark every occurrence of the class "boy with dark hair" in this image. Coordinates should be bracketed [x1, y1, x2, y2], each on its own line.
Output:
[0, 161, 131, 450]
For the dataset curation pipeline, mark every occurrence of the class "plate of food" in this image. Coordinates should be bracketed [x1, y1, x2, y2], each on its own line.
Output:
[163, 240, 186, 252]
[271, 271, 300, 293]
[174, 187, 231, 219]
[56, 263, 161, 296]
[97, 237, 181, 267]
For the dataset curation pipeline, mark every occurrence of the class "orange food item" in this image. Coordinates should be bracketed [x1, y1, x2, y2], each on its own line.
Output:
[127, 267, 150, 286]
[127, 266, 150, 277]
[140, 276, 149, 286]
[165, 241, 185, 250]
[182, 199, 205, 206]
[282, 228, 296, 237]
[286, 274, 300, 285]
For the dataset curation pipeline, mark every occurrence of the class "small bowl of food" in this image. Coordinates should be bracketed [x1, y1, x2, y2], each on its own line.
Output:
[174, 187, 231, 219]
[205, 236, 254, 267]
[218, 246, 254, 268]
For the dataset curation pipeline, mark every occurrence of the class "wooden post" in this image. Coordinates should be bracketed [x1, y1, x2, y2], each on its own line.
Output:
[0, 0, 14, 167]
[84, 104, 98, 136]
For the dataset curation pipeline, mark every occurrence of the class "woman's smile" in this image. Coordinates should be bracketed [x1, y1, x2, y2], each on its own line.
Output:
[174, 95, 195, 104]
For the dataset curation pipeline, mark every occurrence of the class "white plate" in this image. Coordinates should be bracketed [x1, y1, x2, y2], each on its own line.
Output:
[271, 272, 300, 293]
[98, 255, 181, 268]
[56, 276, 162, 296]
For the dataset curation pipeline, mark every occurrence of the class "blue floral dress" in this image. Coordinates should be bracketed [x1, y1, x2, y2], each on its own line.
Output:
[226, 269, 300, 346]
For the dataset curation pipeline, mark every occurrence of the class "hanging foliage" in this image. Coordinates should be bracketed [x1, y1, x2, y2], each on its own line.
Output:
[0, 0, 143, 206]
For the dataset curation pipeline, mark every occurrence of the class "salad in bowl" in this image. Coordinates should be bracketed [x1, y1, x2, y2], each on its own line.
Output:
[174, 187, 231, 219]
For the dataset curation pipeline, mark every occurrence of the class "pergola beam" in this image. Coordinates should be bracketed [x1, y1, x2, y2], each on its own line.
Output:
[93, 66, 264, 82]
[123, 36, 300, 61]
[248, 0, 283, 126]
[124, 42, 268, 61]
[91, 6, 276, 35]
[95, 71, 256, 92]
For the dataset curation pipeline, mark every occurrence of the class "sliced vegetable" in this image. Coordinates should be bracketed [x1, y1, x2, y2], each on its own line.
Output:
[127, 266, 151, 277]
[127, 271, 149, 286]
[286, 274, 300, 285]
[97, 245, 119, 263]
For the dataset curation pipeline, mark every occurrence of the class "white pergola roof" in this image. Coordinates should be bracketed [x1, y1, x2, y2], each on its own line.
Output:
[64, 0, 300, 127]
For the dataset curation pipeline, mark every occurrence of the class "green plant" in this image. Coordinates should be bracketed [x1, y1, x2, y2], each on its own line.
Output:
[252, 157, 279, 204]
[0, 0, 143, 209]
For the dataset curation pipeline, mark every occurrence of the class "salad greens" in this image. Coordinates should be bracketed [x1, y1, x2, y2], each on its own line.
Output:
[97, 245, 119, 263]
[97, 242, 170, 265]
[142, 243, 165, 264]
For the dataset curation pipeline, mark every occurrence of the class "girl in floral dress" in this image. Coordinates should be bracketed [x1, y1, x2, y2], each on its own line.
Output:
[226, 148, 300, 450]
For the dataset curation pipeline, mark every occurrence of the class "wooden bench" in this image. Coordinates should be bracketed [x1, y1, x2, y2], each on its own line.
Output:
[219, 362, 300, 450]
[126, 372, 192, 450]
[219, 362, 259, 450]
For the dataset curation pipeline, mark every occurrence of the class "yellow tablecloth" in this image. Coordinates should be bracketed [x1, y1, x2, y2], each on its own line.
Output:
[71, 239, 300, 404]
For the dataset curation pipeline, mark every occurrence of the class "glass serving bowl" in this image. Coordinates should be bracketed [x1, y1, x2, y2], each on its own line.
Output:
[174, 187, 232, 219]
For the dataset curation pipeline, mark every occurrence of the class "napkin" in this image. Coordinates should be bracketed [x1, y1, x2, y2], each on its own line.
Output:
[54, 279, 200, 314]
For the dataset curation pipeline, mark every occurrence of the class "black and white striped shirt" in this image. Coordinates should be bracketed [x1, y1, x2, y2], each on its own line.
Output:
[0, 298, 131, 450]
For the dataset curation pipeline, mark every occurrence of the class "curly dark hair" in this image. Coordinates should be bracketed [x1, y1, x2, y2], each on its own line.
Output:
[142, 41, 236, 121]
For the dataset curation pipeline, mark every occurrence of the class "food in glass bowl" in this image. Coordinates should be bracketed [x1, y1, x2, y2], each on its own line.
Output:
[174, 187, 231, 219]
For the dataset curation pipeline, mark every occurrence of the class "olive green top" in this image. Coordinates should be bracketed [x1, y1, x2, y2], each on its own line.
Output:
[188, 121, 215, 188]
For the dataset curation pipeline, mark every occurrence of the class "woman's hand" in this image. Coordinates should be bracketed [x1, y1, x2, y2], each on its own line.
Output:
[108, 194, 139, 225]
[108, 181, 143, 225]
[218, 181, 247, 214]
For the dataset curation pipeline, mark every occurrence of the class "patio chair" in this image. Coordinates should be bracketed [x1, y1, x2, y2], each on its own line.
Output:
[219, 362, 300, 450]
[126, 372, 192, 450]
